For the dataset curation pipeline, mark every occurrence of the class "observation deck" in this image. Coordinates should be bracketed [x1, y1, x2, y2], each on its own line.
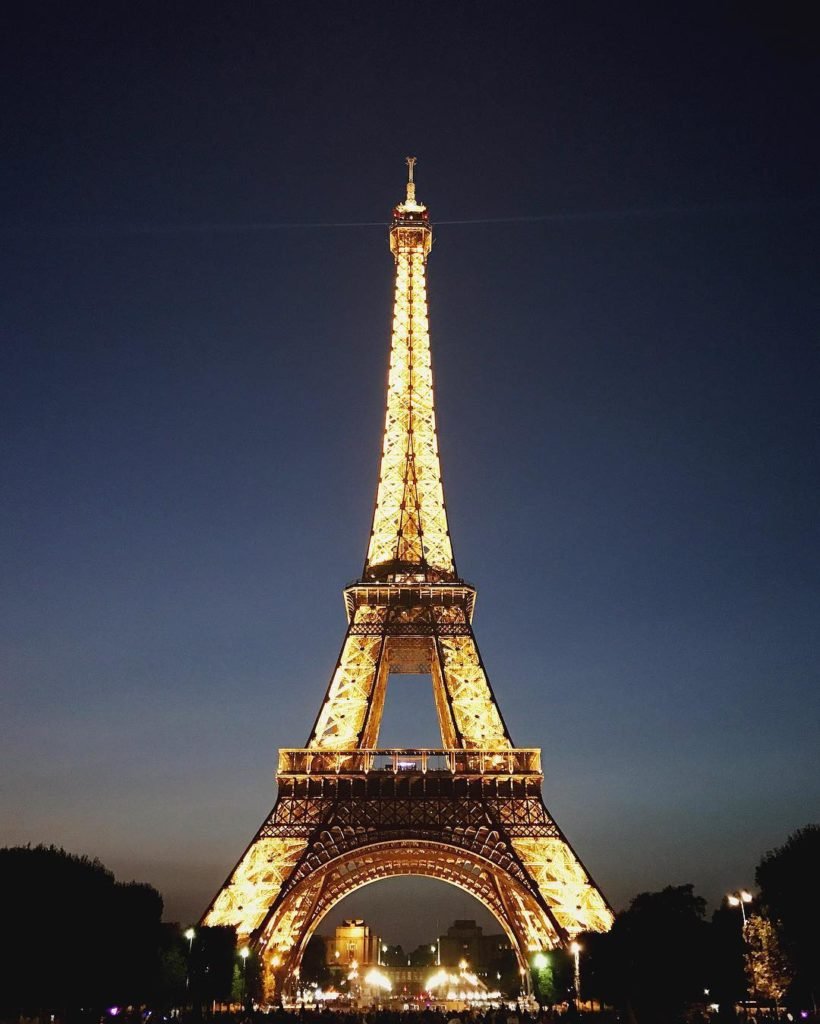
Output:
[277, 747, 542, 778]
[343, 580, 476, 621]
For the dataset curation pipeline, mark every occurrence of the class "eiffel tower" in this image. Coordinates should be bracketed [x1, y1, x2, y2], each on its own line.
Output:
[203, 159, 613, 998]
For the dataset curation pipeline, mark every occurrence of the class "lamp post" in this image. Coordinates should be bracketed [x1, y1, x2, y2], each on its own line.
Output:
[184, 928, 195, 996]
[570, 941, 582, 1011]
[727, 891, 753, 1020]
[240, 946, 250, 1008]
[727, 890, 753, 926]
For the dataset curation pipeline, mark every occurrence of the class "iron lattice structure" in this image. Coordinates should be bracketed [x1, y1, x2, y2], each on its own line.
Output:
[203, 161, 614, 998]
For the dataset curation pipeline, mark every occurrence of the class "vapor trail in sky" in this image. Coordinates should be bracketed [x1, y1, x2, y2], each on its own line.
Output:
[4, 197, 817, 237]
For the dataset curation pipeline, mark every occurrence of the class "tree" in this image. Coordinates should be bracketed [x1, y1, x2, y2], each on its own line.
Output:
[190, 925, 236, 1006]
[301, 933, 331, 987]
[0, 844, 164, 1016]
[530, 949, 573, 1006]
[755, 824, 820, 1008]
[708, 902, 747, 1019]
[745, 913, 792, 1006]
[579, 884, 711, 1024]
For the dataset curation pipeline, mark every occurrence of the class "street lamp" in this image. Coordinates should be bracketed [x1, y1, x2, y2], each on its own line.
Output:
[727, 890, 753, 926]
[184, 928, 195, 994]
[570, 941, 582, 1011]
[727, 891, 753, 1019]
[240, 946, 250, 1007]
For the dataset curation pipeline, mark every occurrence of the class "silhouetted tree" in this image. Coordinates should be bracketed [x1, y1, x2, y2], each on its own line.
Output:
[488, 945, 519, 996]
[301, 933, 331, 986]
[380, 943, 407, 967]
[708, 902, 746, 1020]
[756, 823, 820, 1009]
[190, 924, 236, 1006]
[0, 844, 164, 1017]
[157, 924, 188, 1006]
[578, 884, 710, 1024]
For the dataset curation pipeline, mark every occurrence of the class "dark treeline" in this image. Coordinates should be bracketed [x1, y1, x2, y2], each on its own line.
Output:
[1, 826, 818, 1023]
[572, 825, 820, 1023]
[0, 846, 243, 1017]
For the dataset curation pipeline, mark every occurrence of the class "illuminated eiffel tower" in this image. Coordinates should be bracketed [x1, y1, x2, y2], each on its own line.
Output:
[203, 160, 613, 998]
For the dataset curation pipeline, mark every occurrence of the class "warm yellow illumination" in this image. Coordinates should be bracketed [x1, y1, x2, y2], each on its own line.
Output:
[363, 968, 392, 992]
[199, 161, 614, 1003]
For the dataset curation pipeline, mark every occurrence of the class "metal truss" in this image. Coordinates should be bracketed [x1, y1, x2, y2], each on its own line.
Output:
[202, 163, 613, 1001]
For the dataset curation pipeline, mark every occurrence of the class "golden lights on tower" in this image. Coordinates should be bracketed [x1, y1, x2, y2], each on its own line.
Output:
[201, 160, 614, 1000]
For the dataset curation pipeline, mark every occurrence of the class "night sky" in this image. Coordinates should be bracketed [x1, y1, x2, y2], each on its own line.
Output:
[2, 3, 819, 949]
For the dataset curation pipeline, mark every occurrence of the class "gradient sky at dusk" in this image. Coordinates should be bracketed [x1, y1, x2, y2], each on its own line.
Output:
[2, 3, 819, 949]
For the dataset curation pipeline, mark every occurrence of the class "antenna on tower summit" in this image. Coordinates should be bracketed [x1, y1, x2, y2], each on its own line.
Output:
[405, 155, 417, 202]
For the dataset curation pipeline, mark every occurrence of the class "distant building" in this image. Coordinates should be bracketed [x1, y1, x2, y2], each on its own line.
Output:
[321, 917, 515, 996]
[438, 919, 512, 980]
[326, 918, 382, 968]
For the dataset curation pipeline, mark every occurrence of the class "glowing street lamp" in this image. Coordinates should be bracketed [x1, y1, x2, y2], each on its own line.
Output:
[240, 946, 250, 1007]
[727, 892, 754, 1019]
[183, 928, 196, 994]
[727, 890, 753, 926]
[533, 952, 548, 970]
[570, 941, 582, 1010]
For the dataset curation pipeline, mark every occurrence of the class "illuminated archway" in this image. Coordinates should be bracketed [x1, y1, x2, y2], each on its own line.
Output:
[255, 839, 555, 996]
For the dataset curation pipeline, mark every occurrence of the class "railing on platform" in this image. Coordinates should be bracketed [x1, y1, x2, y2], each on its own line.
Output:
[277, 747, 541, 777]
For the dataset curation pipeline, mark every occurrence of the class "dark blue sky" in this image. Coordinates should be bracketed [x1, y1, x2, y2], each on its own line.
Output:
[2, 2, 818, 947]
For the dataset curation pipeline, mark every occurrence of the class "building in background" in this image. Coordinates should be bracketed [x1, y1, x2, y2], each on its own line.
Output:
[438, 920, 514, 983]
[326, 918, 382, 969]
[322, 917, 516, 995]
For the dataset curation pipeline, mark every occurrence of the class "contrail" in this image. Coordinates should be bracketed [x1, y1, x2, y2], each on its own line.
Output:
[2, 197, 817, 236]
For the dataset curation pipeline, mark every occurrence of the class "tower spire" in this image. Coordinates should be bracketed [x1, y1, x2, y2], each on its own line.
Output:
[364, 158, 452, 581]
[405, 155, 417, 203]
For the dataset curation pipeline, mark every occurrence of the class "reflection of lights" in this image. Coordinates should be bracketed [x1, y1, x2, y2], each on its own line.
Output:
[427, 968, 484, 993]
[314, 988, 339, 1002]
[364, 968, 392, 991]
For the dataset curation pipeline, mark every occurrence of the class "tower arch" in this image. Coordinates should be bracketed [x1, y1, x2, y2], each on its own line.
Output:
[257, 838, 549, 993]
